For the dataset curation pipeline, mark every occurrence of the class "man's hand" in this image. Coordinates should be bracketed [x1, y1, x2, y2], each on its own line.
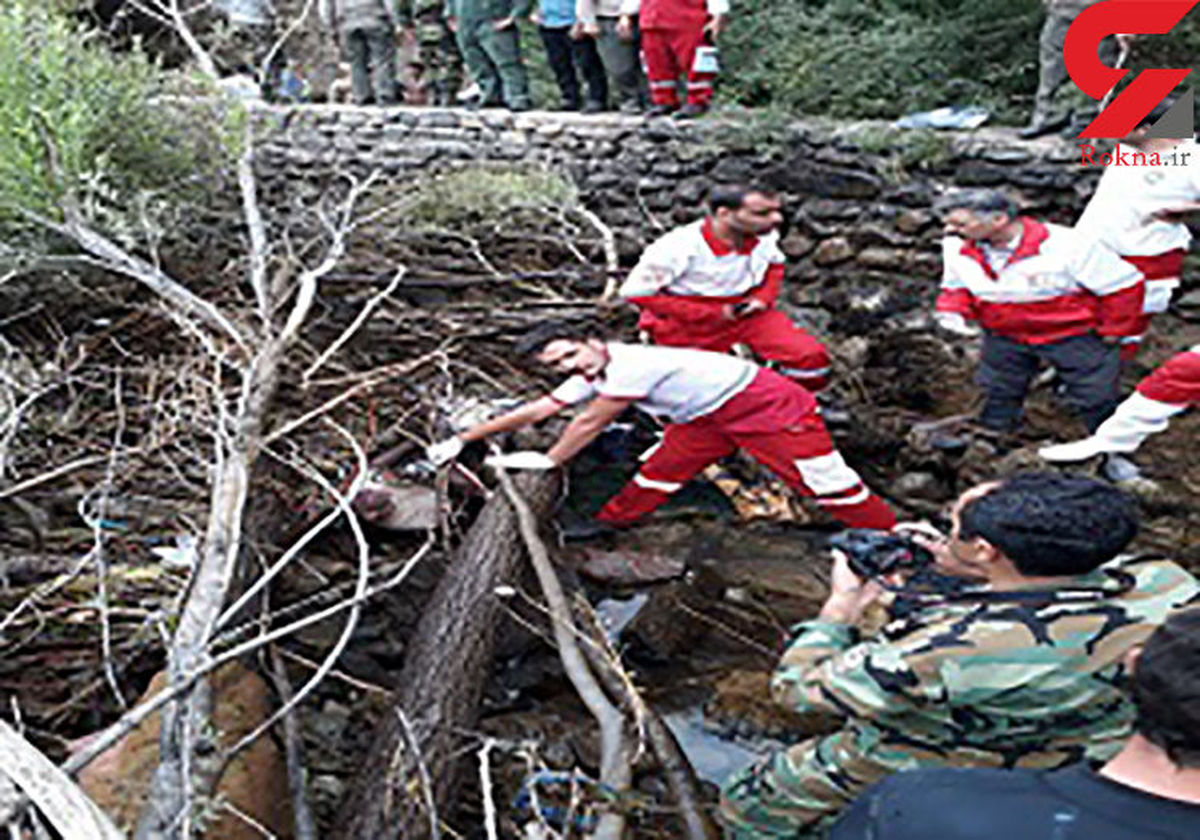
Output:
[493, 15, 516, 30]
[818, 550, 886, 624]
[702, 14, 726, 42]
[484, 451, 558, 470]
[615, 14, 634, 40]
[722, 299, 767, 321]
[576, 20, 600, 38]
[427, 436, 464, 466]
[446, 15, 457, 32]
[529, 10, 541, 24]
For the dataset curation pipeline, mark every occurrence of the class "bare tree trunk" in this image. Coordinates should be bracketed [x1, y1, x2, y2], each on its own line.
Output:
[332, 471, 561, 840]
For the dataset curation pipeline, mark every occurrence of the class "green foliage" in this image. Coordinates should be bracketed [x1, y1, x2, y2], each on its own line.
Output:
[718, 0, 1044, 123]
[403, 167, 580, 227]
[718, 0, 1200, 124]
[0, 2, 227, 240]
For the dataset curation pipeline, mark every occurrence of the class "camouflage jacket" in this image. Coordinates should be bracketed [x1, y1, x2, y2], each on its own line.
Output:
[771, 556, 1200, 770]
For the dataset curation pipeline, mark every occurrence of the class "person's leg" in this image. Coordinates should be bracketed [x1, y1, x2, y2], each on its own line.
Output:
[1042, 334, 1122, 433]
[572, 33, 609, 110]
[365, 27, 399, 104]
[1025, 11, 1072, 132]
[343, 29, 373, 104]
[596, 16, 646, 111]
[480, 22, 532, 109]
[595, 420, 735, 525]
[640, 27, 680, 111]
[737, 310, 831, 392]
[540, 25, 580, 109]
[456, 20, 503, 106]
[734, 414, 895, 530]
[675, 24, 714, 109]
[976, 333, 1040, 433]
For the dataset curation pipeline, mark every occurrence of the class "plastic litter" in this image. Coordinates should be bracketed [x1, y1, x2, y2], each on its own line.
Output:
[894, 105, 989, 130]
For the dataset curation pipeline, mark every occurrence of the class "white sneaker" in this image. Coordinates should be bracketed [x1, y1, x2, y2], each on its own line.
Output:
[456, 81, 481, 102]
[1038, 437, 1107, 463]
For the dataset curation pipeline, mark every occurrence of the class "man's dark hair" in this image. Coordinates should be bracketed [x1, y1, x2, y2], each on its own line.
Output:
[933, 189, 1017, 219]
[957, 472, 1138, 576]
[1131, 607, 1200, 768]
[708, 184, 778, 213]
[512, 318, 607, 359]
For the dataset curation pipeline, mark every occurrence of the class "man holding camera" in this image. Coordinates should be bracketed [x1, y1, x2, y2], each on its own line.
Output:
[619, 184, 831, 392]
[719, 472, 1199, 838]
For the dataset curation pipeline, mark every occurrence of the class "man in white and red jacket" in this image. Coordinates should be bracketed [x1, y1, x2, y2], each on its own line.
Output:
[619, 185, 831, 391]
[1040, 344, 1200, 464]
[619, 0, 726, 118]
[1074, 106, 1200, 358]
[935, 189, 1144, 435]
[425, 320, 896, 531]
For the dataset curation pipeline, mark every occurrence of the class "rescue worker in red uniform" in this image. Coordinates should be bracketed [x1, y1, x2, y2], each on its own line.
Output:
[426, 321, 896, 531]
[618, 0, 727, 118]
[619, 185, 831, 392]
[1041, 343, 1200, 464]
[934, 189, 1144, 438]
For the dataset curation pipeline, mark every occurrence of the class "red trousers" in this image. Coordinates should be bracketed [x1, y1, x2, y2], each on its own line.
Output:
[647, 309, 831, 391]
[595, 370, 895, 530]
[1137, 349, 1200, 405]
[1120, 250, 1186, 358]
[641, 26, 715, 108]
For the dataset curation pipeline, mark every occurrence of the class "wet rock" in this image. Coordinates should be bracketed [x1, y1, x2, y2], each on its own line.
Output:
[574, 546, 686, 585]
[895, 209, 935, 234]
[891, 471, 944, 502]
[856, 247, 908, 270]
[780, 230, 816, 258]
[76, 663, 292, 839]
[623, 581, 720, 660]
[812, 237, 854, 266]
[1174, 288, 1200, 319]
[767, 158, 883, 199]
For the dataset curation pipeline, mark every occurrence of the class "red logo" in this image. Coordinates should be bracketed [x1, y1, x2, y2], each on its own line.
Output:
[1063, 0, 1197, 138]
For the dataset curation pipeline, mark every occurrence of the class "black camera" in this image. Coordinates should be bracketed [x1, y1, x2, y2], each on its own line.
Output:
[828, 528, 935, 580]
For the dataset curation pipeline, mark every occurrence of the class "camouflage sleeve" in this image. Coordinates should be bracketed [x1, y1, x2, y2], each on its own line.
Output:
[770, 620, 942, 720]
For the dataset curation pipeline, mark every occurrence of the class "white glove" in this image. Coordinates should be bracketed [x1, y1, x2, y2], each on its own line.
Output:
[935, 312, 980, 337]
[426, 436, 464, 466]
[484, 451, 558, 470]
[1039, 437, 1107, 463]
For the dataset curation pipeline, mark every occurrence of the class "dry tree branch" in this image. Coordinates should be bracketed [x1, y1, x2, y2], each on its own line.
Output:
[493, 465, 631, 840]
[302, 266, 407, 384]
[267, 645, 318, 840]
[0, 720, 123, 840]
[219, 421, 373, 764]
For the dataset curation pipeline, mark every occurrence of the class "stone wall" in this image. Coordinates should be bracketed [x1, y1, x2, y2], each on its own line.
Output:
[253, 105, 1199, 333]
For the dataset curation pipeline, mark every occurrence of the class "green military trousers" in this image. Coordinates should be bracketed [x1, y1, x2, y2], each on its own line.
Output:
[454, 18, 531, 108]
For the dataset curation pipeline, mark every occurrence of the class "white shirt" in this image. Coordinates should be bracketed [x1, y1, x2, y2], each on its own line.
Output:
[1075, 139, 1200, 257]
[618, 220, 785, 300]
[549, 342, 756, 424]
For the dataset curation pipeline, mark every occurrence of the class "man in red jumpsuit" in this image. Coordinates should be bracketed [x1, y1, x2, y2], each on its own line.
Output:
[618, 185, 831, 392]
[618, 0, 727, 118]
[425, 321, 896, 531]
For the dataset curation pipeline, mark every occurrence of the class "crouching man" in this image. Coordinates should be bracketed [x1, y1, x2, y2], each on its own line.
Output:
[426, 320, 895, 530]
[719, 472, 1199, 838]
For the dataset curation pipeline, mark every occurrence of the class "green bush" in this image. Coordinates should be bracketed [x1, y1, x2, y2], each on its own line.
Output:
[0, 1, 227, 237]
[717, 0, 1200, 124]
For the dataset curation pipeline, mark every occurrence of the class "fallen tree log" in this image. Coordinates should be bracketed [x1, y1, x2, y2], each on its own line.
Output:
[332, 470, 561, 840]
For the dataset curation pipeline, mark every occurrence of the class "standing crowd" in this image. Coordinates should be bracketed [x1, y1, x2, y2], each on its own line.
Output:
[325, 0, 1200, 836]
[317, 0, 726, 116]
